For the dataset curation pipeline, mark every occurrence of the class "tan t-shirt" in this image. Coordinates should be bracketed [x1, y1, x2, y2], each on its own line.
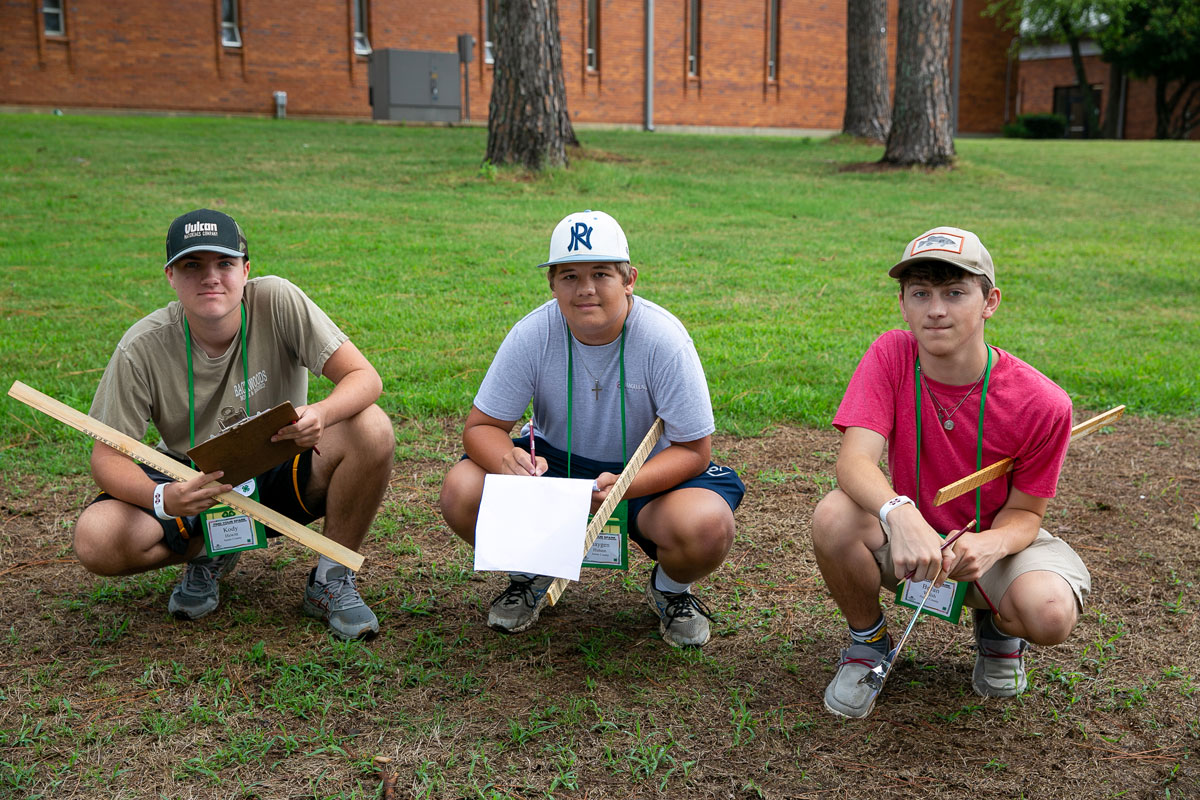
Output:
[90, 276, 348, 461]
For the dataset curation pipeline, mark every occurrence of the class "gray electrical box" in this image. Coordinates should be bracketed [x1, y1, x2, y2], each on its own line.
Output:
[368, 49, 461, 122]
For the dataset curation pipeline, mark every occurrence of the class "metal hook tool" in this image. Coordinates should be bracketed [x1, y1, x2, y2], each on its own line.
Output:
[858, 518, 976, 695]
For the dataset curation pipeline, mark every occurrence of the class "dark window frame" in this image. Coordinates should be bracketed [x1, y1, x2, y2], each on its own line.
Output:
[687, 0, 701, 78]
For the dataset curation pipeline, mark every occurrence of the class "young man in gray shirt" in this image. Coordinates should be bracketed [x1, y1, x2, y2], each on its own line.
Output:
[440, 210, 744, 647]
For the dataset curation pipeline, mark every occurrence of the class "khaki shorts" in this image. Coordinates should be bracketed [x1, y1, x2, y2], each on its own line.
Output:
[875, 524, 1091, 611]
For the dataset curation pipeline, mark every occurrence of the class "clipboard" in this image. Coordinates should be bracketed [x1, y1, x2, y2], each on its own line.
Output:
[186, 402, 307, 486]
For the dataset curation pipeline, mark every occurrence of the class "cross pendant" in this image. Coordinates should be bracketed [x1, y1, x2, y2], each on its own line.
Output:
[591, 380, 602, 400]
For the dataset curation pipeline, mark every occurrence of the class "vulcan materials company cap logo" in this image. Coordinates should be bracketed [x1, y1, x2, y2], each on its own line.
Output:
[183, 221, 220, 240]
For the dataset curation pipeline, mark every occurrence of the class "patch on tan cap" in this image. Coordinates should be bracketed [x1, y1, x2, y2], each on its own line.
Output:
[909, 232, 964, 258]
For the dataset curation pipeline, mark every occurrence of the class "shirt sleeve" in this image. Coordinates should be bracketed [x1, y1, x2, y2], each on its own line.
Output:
[473, 321, 538, 423]
[1010, 391, 1073, 499]
[833, 333, 903, 438]
[89, 344, 155, 441]
[267, 278, 349, 378]
[649, 342, 715, 444]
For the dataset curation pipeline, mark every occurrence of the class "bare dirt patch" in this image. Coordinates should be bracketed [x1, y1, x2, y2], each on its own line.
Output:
[1, 415, 1197, 798]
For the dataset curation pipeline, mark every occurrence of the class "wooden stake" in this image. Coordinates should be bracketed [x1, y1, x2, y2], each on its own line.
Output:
[7, 381, 364, 570]
[546, 417, 664, 606]
[933, 405, 1125, 507]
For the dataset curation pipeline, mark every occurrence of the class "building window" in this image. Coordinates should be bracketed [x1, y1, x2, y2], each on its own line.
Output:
[767, 0, 779, 81]
[1053, 85, 1101, 138]
[43, 0, 65, 36]
[687, 0, 701, 77]
[586, 0, 599, 71]
[484, 0, 495, 64]
[221, 0, 242, 47]
[353, 0, 371, 55]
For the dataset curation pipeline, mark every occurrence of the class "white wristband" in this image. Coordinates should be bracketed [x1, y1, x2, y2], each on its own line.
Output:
[152, 482, 174, 521]
[879, 495, 914, 525]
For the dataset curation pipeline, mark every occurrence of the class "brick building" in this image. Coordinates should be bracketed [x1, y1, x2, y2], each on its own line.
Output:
[1014, 38, 1198, 140]
[0, 0, 1141, 137]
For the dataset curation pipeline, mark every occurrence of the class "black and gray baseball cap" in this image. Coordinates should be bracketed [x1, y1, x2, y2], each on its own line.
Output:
[164, 209, 249, 268]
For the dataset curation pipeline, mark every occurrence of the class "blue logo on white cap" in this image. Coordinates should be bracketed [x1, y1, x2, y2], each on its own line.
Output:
[567, 222, 593, 252]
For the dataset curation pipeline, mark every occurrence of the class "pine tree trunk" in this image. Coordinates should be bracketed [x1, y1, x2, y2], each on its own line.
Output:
[843, 0, 891, 141]
[485, 0, 578, 170]
[882, 0, 955, 166]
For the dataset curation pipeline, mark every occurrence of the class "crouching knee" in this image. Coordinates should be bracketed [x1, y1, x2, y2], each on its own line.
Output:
[73, 523, 122, 577]
[352, 404, 395, 462]
[1019, 595, 1079, 645]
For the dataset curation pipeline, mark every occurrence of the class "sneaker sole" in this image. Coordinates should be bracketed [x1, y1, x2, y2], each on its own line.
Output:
[823, 694, 878, 719]
[487, 597, 548, 634]
[169, 604, 216, 621]
[301, 601, 379, 641]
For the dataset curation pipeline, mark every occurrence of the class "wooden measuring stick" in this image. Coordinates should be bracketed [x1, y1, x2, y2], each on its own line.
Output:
[7, 381, 364, 571]
[546, 417, 664, 606]
[933, 405, 1125, 507]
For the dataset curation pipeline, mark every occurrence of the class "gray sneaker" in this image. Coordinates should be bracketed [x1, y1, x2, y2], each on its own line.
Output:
[824, 643, 891, 718]
[302, 566, 379, 641]
[972, 609, 1028, 697]
[168, 552, 241, 620]
[644, 565, 713, 647]
[488, 574, 554, 634]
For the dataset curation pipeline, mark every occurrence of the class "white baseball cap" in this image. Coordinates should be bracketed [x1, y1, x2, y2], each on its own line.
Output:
[889, 226, 995, 285]
[538, 210, 630, 269]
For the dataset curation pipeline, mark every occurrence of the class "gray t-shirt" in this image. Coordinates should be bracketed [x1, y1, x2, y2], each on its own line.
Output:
[474, 296, 715, 462]
[90, 276, 348, 461]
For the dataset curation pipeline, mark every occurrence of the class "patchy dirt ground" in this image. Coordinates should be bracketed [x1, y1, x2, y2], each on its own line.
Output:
[1, 414, 1197, 799]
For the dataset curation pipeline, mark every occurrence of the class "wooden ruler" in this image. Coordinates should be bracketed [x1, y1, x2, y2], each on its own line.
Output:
[546, 417, 664, 606]
[7, 380, 364, 570]
[933, 405, 1125, 507]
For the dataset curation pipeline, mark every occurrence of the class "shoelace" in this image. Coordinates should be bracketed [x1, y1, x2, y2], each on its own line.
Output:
[492, 576, 543, 609]
[182, 562, 217, 594]
[978, 640, 1025, 660]
[659, 591, 713, 629]
[318, 570, 361, 609]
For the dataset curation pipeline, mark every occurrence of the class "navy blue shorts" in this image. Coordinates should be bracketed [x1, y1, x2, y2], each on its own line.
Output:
[88, 451, 322, 555]
[511, 436, 745, 561]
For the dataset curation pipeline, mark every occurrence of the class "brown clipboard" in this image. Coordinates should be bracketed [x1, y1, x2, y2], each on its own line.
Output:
[186, 402, 307, 487]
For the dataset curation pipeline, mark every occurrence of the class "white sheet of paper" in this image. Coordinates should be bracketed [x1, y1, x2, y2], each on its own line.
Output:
[473, 474, 594, 581]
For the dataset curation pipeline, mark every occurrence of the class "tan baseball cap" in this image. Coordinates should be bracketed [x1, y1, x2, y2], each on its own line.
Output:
[888, 227, 994, 284]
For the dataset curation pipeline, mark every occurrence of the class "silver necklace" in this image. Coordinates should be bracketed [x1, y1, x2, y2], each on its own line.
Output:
[920, 361, 987, 431]
[576, 341, 619, 401]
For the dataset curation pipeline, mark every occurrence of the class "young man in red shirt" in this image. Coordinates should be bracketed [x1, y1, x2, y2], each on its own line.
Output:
[812, 227, 1090, 718]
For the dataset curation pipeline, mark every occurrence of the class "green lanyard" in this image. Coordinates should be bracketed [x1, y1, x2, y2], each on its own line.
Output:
[914, 345, 992, 532]
[184, 303, 250, 450]
[565, 322, 627, 476]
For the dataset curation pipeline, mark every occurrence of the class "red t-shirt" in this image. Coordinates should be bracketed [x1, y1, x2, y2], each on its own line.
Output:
[834, 329, 1073, 533]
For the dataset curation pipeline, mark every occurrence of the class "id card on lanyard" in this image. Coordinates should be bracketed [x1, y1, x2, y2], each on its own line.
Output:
[894, 346, 992, 625]
[186, 305, 268, 557]
[567, 322, 630, 571]
[582, 500, 629, 569]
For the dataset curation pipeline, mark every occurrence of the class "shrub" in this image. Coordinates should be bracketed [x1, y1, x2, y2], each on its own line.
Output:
[1017, 113, 1068, 139]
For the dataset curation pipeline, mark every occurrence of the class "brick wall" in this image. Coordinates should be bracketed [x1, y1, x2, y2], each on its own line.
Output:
[1, 0, 373, 115]
[955, 0, 1015, 133]
[3, 0, 1016, 134]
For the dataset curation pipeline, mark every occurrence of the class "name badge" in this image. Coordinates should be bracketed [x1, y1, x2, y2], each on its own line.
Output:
[203, 478, 268, 557]
[582, 500, 629, 570]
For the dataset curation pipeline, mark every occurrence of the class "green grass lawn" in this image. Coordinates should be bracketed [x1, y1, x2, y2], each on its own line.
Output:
[1, 114, 1197, 477]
